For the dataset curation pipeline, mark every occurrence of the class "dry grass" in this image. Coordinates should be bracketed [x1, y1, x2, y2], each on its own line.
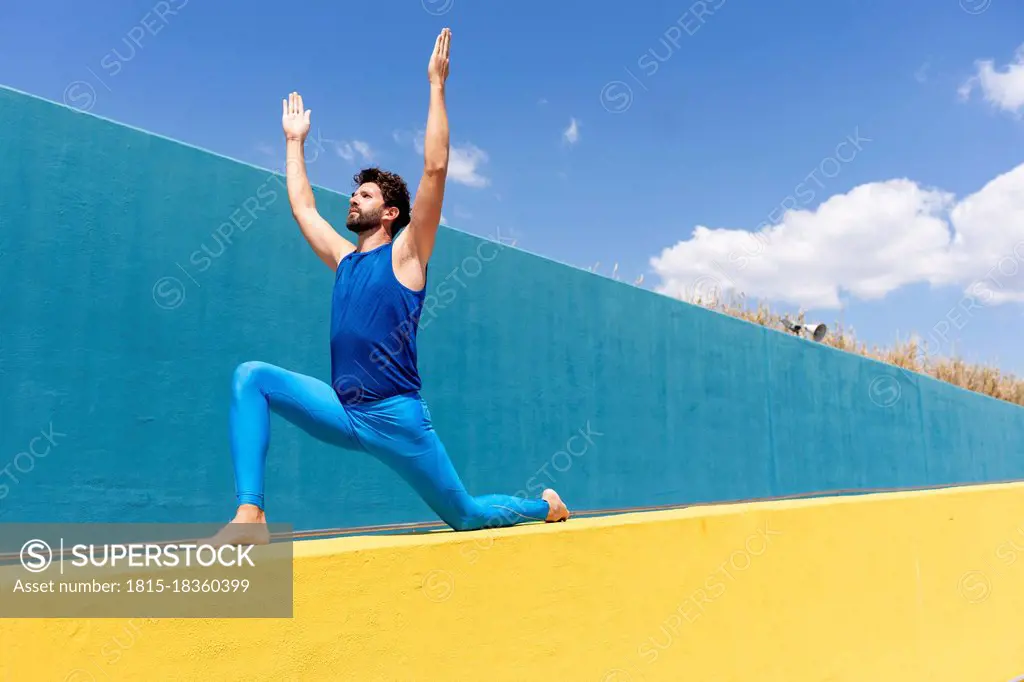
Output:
[684, 291, 1024, 408]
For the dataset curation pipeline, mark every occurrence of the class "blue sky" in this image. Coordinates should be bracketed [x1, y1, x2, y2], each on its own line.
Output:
[3, 0, 1024, 374]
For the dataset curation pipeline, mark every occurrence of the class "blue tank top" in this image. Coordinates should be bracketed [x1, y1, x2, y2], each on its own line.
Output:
[329, 241, 425, 404]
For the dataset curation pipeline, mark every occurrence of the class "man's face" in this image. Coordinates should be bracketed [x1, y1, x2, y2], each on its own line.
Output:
[346, 183, 386, 233]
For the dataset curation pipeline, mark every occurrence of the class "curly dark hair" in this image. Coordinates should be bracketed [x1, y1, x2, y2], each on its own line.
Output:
[353, 167, 411, 236]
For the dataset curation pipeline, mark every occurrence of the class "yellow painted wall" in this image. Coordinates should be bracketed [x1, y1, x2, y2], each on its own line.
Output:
[3, 482, 1024, 681]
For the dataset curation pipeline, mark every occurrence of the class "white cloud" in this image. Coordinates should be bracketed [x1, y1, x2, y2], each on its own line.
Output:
[351, 140, 373, 160]
[406, 129, 490, 188]
[563, 117, 580, 145]
[330, 139, 374, 163]
[914, 61, 930, 84]
[448, 144, 490, 187]
[650, 163, 1024, 310]
[959, 43, 1024, 116]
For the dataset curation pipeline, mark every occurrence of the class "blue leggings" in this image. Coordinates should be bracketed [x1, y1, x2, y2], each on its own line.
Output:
[229, 361, 551, 531]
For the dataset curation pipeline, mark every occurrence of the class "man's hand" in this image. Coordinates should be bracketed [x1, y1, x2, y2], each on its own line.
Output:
[282, 92, 311, 141]
[427, 28, 451, 87]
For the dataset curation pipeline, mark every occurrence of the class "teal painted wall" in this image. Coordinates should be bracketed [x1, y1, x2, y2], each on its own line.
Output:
[2, 86, 1022, 531]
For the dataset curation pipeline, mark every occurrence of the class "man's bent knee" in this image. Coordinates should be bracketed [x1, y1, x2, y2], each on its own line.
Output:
[232, 361, 271, 395]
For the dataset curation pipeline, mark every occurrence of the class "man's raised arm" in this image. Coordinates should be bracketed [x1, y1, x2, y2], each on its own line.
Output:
[282, 92, 354, 270]
[404, 28, 452, 266]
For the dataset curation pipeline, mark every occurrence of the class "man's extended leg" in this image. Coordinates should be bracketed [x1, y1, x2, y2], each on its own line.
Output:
[350, 394, 569, 531]
[212, 360, 362, 545]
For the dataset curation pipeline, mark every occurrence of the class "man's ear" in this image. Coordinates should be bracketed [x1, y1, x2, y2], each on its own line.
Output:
[383, 206, 400, 222]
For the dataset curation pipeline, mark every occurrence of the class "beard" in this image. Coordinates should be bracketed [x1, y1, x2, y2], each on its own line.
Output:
[345, 205, 384, 233]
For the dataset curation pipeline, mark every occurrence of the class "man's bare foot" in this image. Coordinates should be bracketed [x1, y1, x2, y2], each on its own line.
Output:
[543, 488, 569, 522]
[207, 504, 271, 546]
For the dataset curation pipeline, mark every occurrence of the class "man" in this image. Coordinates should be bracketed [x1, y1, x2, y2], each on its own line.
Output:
[214, 29, 568, 545]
